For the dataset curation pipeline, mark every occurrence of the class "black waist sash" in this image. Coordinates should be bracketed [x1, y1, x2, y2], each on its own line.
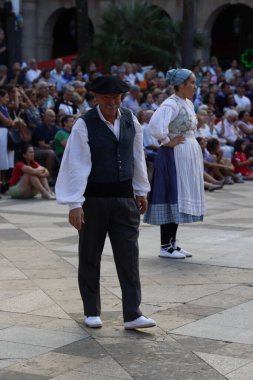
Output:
[84, 179, 133, 198]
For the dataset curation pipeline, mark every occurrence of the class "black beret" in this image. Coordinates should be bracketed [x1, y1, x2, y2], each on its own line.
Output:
[89, 75, 129, 94]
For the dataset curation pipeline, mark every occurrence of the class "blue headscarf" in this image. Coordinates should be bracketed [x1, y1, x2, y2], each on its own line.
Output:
[166, 68, 192, 86]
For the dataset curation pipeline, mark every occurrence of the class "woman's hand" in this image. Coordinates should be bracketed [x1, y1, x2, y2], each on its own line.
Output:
[69, 208, 84, 230]
[163, 135, 185, 148]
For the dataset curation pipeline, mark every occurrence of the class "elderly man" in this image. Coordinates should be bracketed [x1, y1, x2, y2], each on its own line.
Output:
[56, 76, 156, 330]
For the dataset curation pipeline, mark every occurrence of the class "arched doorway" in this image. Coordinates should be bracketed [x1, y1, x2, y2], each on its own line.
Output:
[211, 4, 253, 68]
[52, 7, 94, 58]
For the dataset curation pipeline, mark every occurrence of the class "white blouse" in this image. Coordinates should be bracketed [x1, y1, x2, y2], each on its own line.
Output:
[55, 106, 150, 210]
[148, 95, 196, 144]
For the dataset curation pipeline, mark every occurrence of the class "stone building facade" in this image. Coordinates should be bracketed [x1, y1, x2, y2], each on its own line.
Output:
[0, 0, 253, 66]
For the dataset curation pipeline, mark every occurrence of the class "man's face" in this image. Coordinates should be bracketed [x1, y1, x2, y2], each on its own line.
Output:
[44, 111, 56, 125]
[95, 93, 122, 119]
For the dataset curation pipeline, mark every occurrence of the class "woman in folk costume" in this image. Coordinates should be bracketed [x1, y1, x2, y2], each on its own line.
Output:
[144, 68, 205, 259]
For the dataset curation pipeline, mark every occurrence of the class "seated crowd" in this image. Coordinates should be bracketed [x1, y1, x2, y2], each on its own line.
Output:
[0, 56, 253, 199]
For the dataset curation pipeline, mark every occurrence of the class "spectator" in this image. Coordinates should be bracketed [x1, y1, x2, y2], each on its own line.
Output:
[0, 28, 7, 66]
[55, 85, 77, 115]
[8, 144, 55, 199]
[56, 64, 74, 92]
[237, 110, 253, 141]
[232, 138, 253, 180]
[54, 115, 75, 161]
[8, 62, 27, 87]
[26, 58, 41, 86]
[32, 109, 59, 182]
[225, 59, 241, 84]
[215, 82, 231, 117]
[50, 58, 64, 90]
[234, 83, 251, 112]
[36, 82, 54, 109]
[140, 92, 155, 110]
[142, 110, 159, 162]
[0, 64, 7, 87]
[121, 85, 141, 115]
[203, 92, 219, 115]
[215, 110, 240, 146]
[0, 89, 15, 187]
[123, 62, 137, 86]
[84, 93, 96, 112]
[151, 91, 164, 110]
[224, 93, 237, 113]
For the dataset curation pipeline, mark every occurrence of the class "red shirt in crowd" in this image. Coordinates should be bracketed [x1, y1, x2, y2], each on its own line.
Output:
[233, 151, 253, 177]
[9, 160, 40, 186]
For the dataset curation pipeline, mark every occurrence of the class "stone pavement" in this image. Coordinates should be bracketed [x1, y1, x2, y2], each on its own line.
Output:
[0, 182, 253, 379]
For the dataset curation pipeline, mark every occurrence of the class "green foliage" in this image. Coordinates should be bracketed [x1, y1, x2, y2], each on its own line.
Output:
[91, 1, 182, 71]
[91, 0, 206, 71]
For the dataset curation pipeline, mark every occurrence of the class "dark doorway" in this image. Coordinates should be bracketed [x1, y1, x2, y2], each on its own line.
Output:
[211, 4, 253, 69]
[52, 7, 94, 58]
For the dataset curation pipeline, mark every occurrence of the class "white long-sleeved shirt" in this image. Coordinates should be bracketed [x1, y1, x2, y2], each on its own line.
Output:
[55, 106, 150, 210]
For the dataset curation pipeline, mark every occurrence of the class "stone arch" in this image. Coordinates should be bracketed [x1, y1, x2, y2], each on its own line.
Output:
[203, 2, 253, 67]
[43, 7, 94, 59]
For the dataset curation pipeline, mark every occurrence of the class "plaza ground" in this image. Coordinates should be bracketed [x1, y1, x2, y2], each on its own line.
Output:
[0, 182, 253, 379]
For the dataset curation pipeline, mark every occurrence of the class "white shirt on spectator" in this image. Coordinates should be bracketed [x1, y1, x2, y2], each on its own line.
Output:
[26, 68, 41, 85]
[234, 94, 251, 111]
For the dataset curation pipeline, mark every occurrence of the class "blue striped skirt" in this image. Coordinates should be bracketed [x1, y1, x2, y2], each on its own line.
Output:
[144, 146, 203, 225]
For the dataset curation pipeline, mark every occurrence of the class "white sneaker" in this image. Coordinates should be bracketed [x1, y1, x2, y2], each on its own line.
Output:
[84, 316, 102, 328]
[159, 244, 185, 259]
[124, 316, 156, 330]
[173, 242, 192, 258]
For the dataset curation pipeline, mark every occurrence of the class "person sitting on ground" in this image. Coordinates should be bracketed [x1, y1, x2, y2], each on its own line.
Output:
[8, 144, 55, 200]
[206, 137, 244, 183]
[54, 115, 75, 162]
[237, 110, 253, 141]
[197, 137, 237, 184]
[232, 138, 253, 180]
[203, 171, 224, 192]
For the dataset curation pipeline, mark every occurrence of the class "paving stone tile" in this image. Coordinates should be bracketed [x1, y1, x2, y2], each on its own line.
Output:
[0, 340, 51, 359]
[0, 371, 49, 379]
[5, 352, 86, 377]
[226, 361, 253, 379]
[22, 227, 77, 243]
[0, 224, 17, 229]
[0, 229, 33, 241]
[0, 326, 87, 348]
[29, 304, 71, 319]
[54, 337, 108, 358]
[101, 340, 226, 380]
[0, 359, 19, 369]
[108, 283, 233, 304]
[0, 289, 55, 313]
[51, 371, 129, 380]
[73, 356, 133, 379]
[172, 300, 253, 344]
[194, 352, 252, 375]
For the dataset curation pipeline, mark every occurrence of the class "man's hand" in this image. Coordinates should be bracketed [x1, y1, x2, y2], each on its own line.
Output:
[69, 208, 84, 231]
[135, 196, 147, 214]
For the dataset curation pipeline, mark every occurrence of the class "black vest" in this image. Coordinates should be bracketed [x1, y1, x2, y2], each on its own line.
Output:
[81, 107, 135, 197]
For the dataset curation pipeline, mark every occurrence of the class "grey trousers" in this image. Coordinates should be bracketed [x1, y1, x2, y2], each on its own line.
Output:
[78, 197, 142, 322]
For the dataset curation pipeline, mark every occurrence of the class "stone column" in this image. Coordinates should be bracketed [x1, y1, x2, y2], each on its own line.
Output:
[21, 0, 37, 61]
[181, 0, 195, 68]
